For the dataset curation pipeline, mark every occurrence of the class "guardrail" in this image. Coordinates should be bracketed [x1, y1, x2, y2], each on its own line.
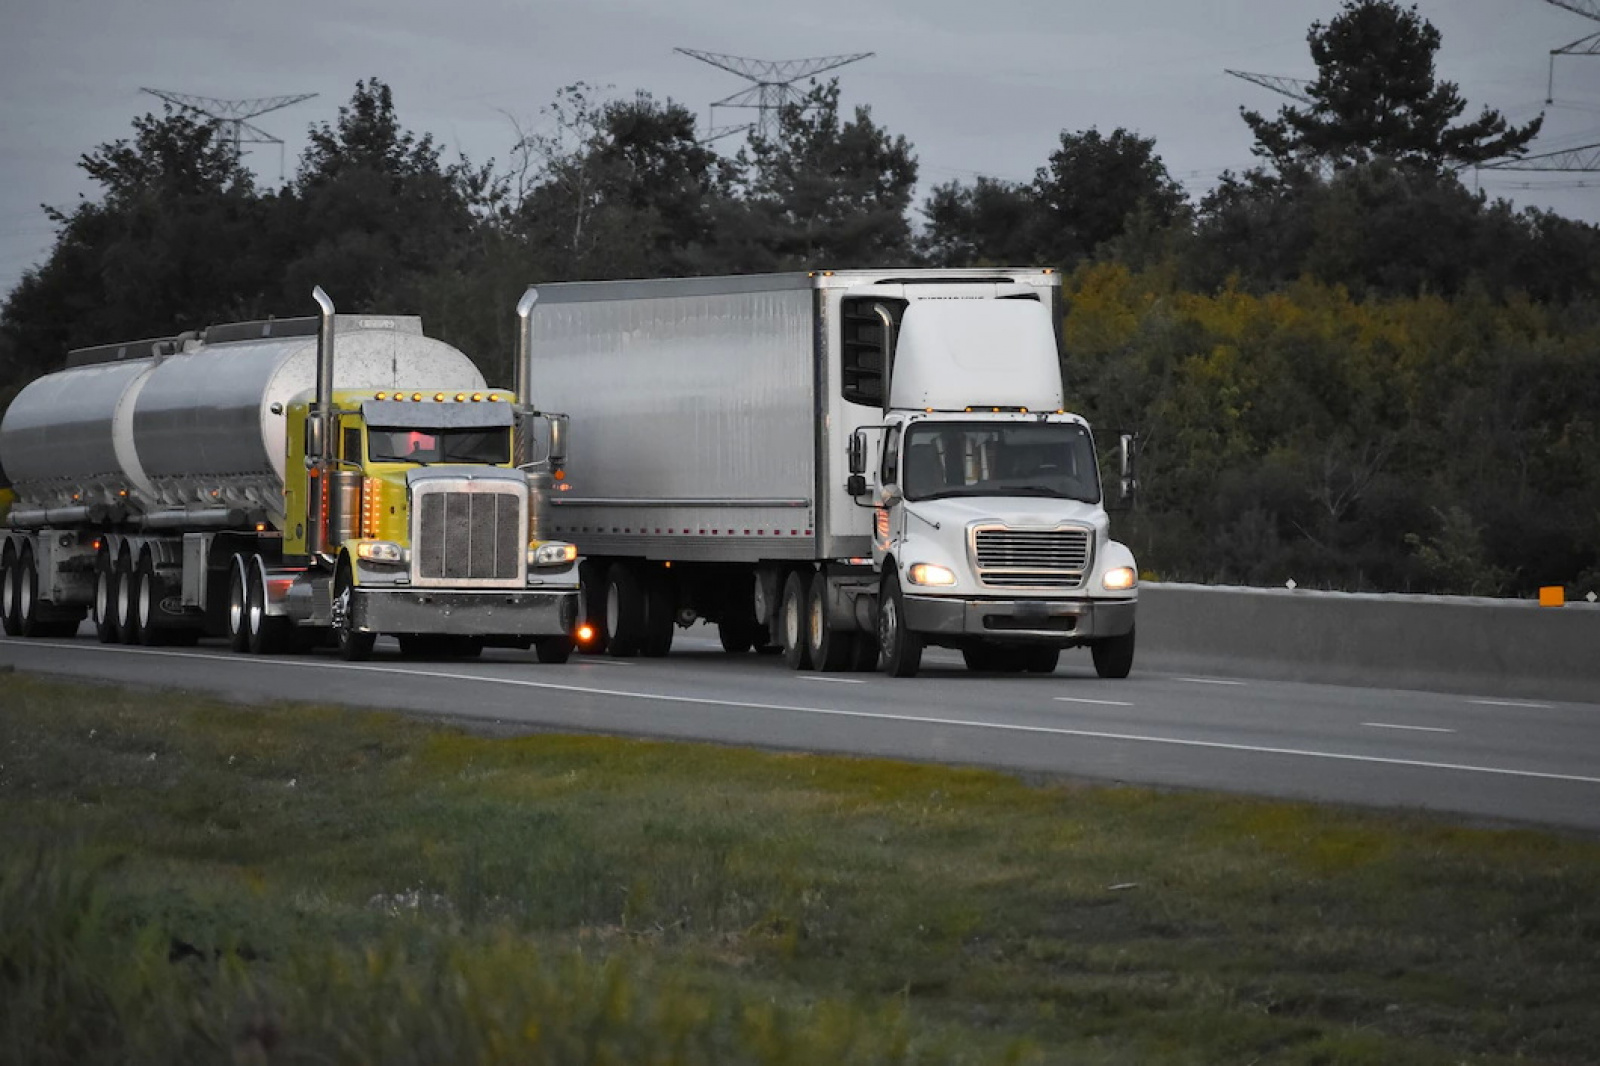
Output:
[1138, 583, 1600, 703]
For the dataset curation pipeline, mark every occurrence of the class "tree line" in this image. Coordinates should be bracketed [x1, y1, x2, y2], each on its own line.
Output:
[2, 0, 1596, 597]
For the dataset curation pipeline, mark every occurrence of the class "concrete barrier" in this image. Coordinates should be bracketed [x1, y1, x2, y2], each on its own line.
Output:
[1137, 583, 1600, 703]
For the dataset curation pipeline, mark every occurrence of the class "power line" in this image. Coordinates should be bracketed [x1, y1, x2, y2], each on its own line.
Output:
[675, 49, 873, 143]
[140, 88, 317, 181]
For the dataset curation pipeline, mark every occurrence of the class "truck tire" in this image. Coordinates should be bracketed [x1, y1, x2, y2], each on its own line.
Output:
[877, 572, 922, 678]
[642, 568, 675, 657]
[535, 634, 574, 664]
[805, 575, 855, 672]
[1090, 626, 1135, 679]
[114, 551, 141, 645]
[246, 556, 289, 655]
[577, 559, 608, 654]
[135, 555, 166, 647]
[717, 619, 754, 653]
[849, 630, 881, 672]
[16, 547, 41, 638]
[94, 553, 119, 644]
[0, 545, 19, 637]
[1023, 647, 1061, 674]
[603, 563, 646, 657]
[332, 562, 375, 662]
[225, 555, 250, 652]
[780, 570, 814, 670]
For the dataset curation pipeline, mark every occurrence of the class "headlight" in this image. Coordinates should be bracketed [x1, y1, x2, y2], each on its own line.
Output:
[1103, 566, 1137, 591]
[908, 562, 958, 586]
[355, 540, 405, 564]
[531, 541, 578, 567]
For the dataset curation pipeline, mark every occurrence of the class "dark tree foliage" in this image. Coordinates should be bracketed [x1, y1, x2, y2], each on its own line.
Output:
[919, 128, 1188, 270]
[1032, 128, 1189, 265]
[918, 177, 1042, 267]
[738, 80, 918, 269]
[1244, 0, 1542, 171]
[0, 110, 272, 388]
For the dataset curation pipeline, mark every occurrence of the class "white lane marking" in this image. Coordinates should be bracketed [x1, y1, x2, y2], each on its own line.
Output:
[1468, 698, 1552, 710]
[1054, 696, 1133, 707]
[1177, 677, 1246, 686]
[797, 676, 868, 685]
[1363, 722, 1456, 734]
[11, 640, 1600, 788]
[574, 659, 633, 667]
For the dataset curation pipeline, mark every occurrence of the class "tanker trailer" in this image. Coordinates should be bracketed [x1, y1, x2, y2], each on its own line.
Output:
[0, 288, 581, 662]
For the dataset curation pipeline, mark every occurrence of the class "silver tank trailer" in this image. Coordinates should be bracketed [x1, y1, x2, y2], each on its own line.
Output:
[1, 316, 486, 526]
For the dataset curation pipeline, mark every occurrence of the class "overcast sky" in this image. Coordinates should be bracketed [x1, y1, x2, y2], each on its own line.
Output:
[2, 0, 1597, 301]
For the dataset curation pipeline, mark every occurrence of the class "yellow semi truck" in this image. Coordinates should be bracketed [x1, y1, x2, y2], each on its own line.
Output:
[0, 288, 580, 662]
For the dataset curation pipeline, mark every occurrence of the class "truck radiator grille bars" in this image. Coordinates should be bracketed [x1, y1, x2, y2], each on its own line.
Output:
[973, 527, 1091, 588]
[413, 486, 524, 586]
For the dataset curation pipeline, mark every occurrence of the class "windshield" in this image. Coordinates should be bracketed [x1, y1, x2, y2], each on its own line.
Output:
[901, 421, 1100, 504]
[367, 427, 511, 465]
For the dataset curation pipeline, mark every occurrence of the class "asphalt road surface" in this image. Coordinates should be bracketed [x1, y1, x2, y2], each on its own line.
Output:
[4, 625, 1598, 833]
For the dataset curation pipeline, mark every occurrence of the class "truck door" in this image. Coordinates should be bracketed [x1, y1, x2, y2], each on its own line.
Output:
[872, 424, 902, 571]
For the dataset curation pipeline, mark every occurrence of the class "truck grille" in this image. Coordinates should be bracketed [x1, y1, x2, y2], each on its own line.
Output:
[973, 527, 1091, 588]
[413, 486, 524, 586]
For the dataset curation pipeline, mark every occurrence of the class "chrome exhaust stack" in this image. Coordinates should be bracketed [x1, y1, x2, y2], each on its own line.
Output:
[309, 286, 337, 557]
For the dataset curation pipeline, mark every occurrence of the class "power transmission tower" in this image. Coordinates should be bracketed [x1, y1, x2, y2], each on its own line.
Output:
[1479, 139, 1600, 170]
[141, 88, 317, 179]
[675, 49, 874, 142]
[1539, 0, 1600, 103]
[1225, 69, 1313, 104]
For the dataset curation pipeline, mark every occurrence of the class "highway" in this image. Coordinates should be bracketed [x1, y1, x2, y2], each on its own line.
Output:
[4, 626, 1598, 833]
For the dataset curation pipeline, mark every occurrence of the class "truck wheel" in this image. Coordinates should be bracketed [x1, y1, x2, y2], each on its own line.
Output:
[603, 563, 646, 657]
[717, 619, 754, 654]
[780, 570, 814, 670]
[1090, 626, 1135, 679]
[578, 560, 608, 655]
[877, 572, 922, 678]
[135, 555, 166, 647]
[225, 555, 250, 652]
[114, 551, 141, 645]
[0, 545, 19, 636]
[642, 569, 675, 657]
[94, 553, 119, 644]
[246, 557, 289, 655]
[535, 634, 574, 664]
[849, 630, 881, 672]
[16, 547, 41, 638]
[332, 563, 375, 662]
[1024, 647, 1061, 674]
[805, 575, 854, 672]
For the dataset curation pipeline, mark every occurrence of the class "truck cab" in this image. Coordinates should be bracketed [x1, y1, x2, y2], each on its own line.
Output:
[846, 292, 1138, 677]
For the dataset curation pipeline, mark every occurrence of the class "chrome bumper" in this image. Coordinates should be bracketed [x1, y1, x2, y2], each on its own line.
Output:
[350, 588, 579, 637]
[904, 595, 1136, 644]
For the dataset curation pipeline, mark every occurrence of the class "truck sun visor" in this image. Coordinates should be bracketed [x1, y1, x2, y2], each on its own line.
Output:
[361, 400, 515, 431]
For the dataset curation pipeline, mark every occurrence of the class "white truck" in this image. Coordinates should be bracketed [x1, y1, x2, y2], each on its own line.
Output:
[0, 289, 581, 661]
[520, 268, 1138, 678]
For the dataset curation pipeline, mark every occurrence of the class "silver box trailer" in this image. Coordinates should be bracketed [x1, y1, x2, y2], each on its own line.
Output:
[525, 269, 1137, 677]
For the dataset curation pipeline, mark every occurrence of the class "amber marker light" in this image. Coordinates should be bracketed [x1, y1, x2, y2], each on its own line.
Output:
[472, 392, 484, 401]
[411, 392, 423, 402]
[375, 391, 387, 401]
[576, 624, 596, 643]
[455, 393, 467, 402]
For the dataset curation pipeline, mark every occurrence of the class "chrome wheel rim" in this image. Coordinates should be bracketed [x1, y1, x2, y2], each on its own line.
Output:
[95, 567, 110, 623]
[228, 568, 245, 637]
[19, 563, 33, 622]
[138, 571, 154, 629]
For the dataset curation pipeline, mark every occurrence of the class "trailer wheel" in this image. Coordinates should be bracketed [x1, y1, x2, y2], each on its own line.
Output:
[1090, 626, 1135, 680]
[135, 555, 166, 647]
[114, 551, 141, 645]
[535, 634, 574, 664]
[225, 555, 250, 652]
[15, 546, 41, 638]
[0, 543, 19, 637]
[717, 620, 754, 654]
[577, 559, 608, 654]
[642, 568, 675, 658]
[94, 552, 119, 644]
[779, 570, 814, 670]
[805, 575, 854, 672]
[849, 630, 881, 672]
[332, 562, 375, 662]
[603, 563, 646, 657]
[877, 572, 922, 678]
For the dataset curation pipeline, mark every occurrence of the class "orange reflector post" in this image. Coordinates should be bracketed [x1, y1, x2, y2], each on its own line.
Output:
[1539, 586, 1565, 607]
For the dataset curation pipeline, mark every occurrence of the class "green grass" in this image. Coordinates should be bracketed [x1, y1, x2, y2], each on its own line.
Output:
[2, 674, 1598, 1064]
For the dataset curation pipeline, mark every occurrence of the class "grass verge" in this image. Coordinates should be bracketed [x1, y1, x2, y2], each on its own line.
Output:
[2, 674, 1598, 1064]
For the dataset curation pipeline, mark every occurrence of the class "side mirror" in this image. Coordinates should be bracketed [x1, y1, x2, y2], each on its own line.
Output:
[1118, 432, 1139, 502]
[548, 414, 569, 466]
[847, 429, 867, 475]
[306, 418, 325, 461]
[847, 474, 867, 498]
